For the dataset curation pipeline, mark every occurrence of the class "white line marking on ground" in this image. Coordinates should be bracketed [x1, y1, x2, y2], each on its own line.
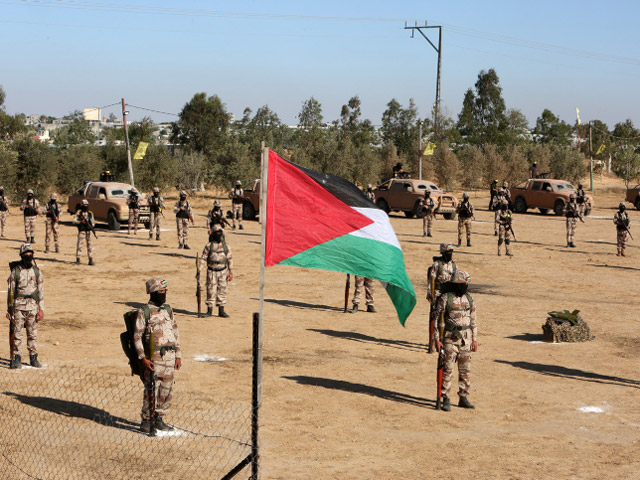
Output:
[194, 355, 228, 362]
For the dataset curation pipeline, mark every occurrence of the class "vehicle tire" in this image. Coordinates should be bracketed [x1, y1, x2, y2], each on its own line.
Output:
[107, 210, 121, 230]
[514, 197, 527, 214]
[242, 201, 256, 220]
[553, 199, 565, 216]
[635, 197, 640, 210]
[404, 211, 415, 218]
[376, 199, 390, 214]
[443, 212, 457, 220]
[413, 200, 425, 218]
[538, 208, 549, 214]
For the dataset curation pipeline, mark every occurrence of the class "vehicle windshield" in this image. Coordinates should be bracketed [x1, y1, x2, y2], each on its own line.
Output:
[108, 188, 129, 198]
[554, 182, 575, 191]
[415, 183, 440, 191]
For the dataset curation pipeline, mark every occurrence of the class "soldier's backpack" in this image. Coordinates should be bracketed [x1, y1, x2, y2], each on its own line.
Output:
[8, 261, 41, 303]
[120, 304, 173, 376]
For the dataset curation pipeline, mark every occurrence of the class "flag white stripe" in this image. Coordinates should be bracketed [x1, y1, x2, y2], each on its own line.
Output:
[350, 207, 402, 250]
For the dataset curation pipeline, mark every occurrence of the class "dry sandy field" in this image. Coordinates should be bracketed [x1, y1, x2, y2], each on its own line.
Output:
[1, 176, 639, 479]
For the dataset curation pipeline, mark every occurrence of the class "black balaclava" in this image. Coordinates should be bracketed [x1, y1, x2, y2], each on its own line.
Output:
[619, 204, 626, 213]
[21, 253, 34, 269]
[210, 231, 223, 243]
[150, 291, 166, 306]
[442, 251, 453, 263]
[27, 192, 33, 199]
[0, 189, 4, 196]
[454, 283, 468, 297]
[81, 205, 89, 212]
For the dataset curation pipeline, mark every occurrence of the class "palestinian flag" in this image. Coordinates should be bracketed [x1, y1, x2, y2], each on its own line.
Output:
[265, 150, 416, 325]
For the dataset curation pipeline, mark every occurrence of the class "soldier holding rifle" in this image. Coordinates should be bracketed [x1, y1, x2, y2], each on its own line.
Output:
[74, 199, 97, 265]
[426, 243, 457, 353]
[44, 193, 61, 253]
[614, 202, 632, 257]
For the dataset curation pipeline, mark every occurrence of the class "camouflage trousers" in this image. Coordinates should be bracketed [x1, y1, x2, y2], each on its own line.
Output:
[352, 276, 375, 306]
[24, 215, 37, 240]
[149, 212, 161, 239]
[76, 231, 94, 259]
[498, 224, 512, 255]
[617, 228, 628, 254]
[206, 266, 229, 306]
[232, 204, 243, 228]
[128, 209, 139, 234]
[441, 337, 472, 399]
[45, 218, 59, 250]
[566, 217, 577, 244]
[0, 211, 6, 236]
[176, 218, 190, 246]
[494, 210, 500, 234]
[458, 217, 472, 244]
[422, 214, 433, 236]
[140, 351, 175, 421]
[11, 308, 38, 357]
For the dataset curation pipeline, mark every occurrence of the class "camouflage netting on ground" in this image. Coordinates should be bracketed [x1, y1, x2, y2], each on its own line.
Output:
[542, 314, 594, 343]
[0, 362, 253, 480]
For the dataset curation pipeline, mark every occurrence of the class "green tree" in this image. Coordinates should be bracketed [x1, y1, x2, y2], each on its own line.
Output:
[0, 141, 18, 194]
[533, 109, 571, 146]
[13, 136, 57, 199]
[380, 98, 419, 160]
[53, 112, 96, 146]
[339, 95, 375, 148]
[172, 92, 230, 155]
[133, 145, 178, 192]
[0, 85, 5, 109]
[128, 116, 156, 146]
[548, 146, 587, 184]
[432, 142, 459, 190]
[506, 109, 531, 145]
[612, 146, 640, 186]
[56, 146, 104, 194]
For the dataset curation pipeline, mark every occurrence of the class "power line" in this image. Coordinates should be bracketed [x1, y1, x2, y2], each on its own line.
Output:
[127, 104, 179, 117]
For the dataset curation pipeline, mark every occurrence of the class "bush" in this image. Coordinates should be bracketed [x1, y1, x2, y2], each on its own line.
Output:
[548, 146, 587, 184]
[55, 146, 104, 195]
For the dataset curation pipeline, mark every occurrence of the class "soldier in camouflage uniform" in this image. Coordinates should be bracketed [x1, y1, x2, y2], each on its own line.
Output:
[365, 184, 375, 203]
[74, 199, 95, 265]
[427, 243, 457, 305]
[7, 244, 44, 369]
[491, 188, 508, 236]
[488, 179, 498, 210]
[421, 190, 435, 238]
[613, 202, 631, 257]
[564, 193, 581, 248]
[433, 270, 478, 411]
[20, 189, 39, 243]
[0, 186, 9, 237]
[456, 193, 474, 247]
[44, 193, 61, 253]
[502, 181, 512, 207]
[173, 191, 194, 249]
[147, 187, 164, 241]
[229, 180, 244, 230]
[197, 225, 233, 318]
[575, 183, 587, 215]
[127, 188, 140, 235]
[350, 276, 376, 313]
[133, 277, 182, 434]
[207, 200, 229, 233]
[497, 203, 514, 256]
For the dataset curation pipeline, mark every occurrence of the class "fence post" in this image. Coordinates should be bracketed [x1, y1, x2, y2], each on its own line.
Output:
[251, 312, 262, 479]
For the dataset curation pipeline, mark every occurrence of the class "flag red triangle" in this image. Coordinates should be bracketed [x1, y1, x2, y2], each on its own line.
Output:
[265, 151, 373, 266]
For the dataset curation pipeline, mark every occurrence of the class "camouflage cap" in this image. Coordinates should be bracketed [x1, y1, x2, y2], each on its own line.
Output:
[367, 184, 372, 189]
[153, 187, 160, 193]
[235, 180, 242, 186]
[463, 192, 469, 200]
[81, 199, 89, 206]
[50, 193, 58, 200]
[450, 270, 470, 284]
[440, 242, 454, 253]
[180, 190, 187, 196]
[20, 243, 34, 256]
[619, 202, 626, 208]
[27, 189, 34, 195]
[213, 200, 221, 207]
[130, 187, 138, 193]
[146, 276, 168, 294]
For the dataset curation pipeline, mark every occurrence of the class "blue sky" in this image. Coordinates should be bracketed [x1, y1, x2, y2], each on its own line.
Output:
[2, 0, 639, 129]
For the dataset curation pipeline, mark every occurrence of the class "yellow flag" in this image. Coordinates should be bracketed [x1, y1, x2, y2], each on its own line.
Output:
[576, 107, 581, 125]
[423, 141, 436, 156]
[133, 141, 149, 160]
[595, 143, 605, 155]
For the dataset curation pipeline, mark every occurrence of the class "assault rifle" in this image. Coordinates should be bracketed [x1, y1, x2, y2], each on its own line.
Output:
[624, 223, 634, 241]
[427, 261, 436, 354]
[343, 274, 351, 313]
[196, 255, 202, 318]
[8, 311, 15, 363]
[148, 330, 157, 437]
[80, 213, 98, 239]
[435, 309, 445, 410]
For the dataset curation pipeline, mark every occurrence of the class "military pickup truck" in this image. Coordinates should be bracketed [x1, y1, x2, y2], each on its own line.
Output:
[373, 178, 458, 219]
[242, 180, 260, 220]
[67, 181, 150, 230]
[510, 178, 593, 216]
[625, 184, 640, 210]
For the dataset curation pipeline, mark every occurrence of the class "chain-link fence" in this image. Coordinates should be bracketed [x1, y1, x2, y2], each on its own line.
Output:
[0, 361, 253, 479]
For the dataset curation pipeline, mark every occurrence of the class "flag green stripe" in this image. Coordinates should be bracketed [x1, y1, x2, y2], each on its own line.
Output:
[279, 233, 416, 325]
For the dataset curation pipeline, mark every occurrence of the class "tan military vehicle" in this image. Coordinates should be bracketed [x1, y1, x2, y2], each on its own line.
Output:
[242, 179, 260, 220]
[625, 184, 640, 210]
[373, 178, 458, 219]
[510, 178, 593, 216]
[67, 182, 150, 230]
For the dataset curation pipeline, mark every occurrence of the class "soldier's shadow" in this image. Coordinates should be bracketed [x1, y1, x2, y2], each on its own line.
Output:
[586, 263, 640, 272]
[282, 376, 435, 408]
[35, 257, 76, 265]
[307, 329, 426, 353]
[256, 298, 343, 312]
[2, 392, 141, 433]
[151, 252, 197, 260]
[113, 301, 198, 317]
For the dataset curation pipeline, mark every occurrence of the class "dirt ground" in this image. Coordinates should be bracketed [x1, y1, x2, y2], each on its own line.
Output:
[1, 175, 640, 479]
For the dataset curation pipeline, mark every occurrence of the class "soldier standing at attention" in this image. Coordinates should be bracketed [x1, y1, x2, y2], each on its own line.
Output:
[491, 188, 508, 236]
[365, 184, 375, 203]
[497, 203, 514, 257]
[7, 244, 44, 369]
[173, 190, 194, 249]
[349, 276, 376, 313]
[564, 193, 581, 248]
[197, 225, 233, 318]
[127, 188, 140, 235]
[456, 193, 474, 247]
[502, 181, 512, 207]
[0, 186, 9, 237]
[575, 183, 587, 216]
[133, 277, 181, 434]
[422, 190, 435, 238]
[147, 187, 164, 241]
[488, 179, 498, 210]
[427, 243, 457, 305]
[20, 189, 39, 243]
[44, 193, 60, 254]
[613, 202, 631, 257]
[433, 270, 478, 411]
[74, 199, 95, 265]
[229, 181, 244, 230]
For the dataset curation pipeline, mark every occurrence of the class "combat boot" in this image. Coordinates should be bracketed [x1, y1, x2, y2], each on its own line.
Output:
[218, 306, 230, 318]
[184, 245, 190, 250]
[204, 306, 213, 317]
[154, 416, 173, 431]
[441, 397, 451, 412]
[178, 244, 183, 249]
[76, 257, 80, 264]
[88, 258, 95, 266]
[457, 241, 462, 247]
[140, 419, 152, 434]
[30, 237, 35, 244]
[239, 224, 244, 230]
[55, 245, 59, 253]
[506, 252, 513, 257]
[44, 247, 49, 254]
[497, 251, 502, 256]
[467, 240, 471, 247]
[156, 234, 160, 241]
[569, 242, 576, 248]
[29, 354, 42, 368]
[422, 232, 426, 237]
[366, 305, 377, 313]
[427, 233, 432, 237]
[10, 355, 21, 369]
[349, 305, 359, 314]
[621, 250, 626, 257]
[458, 396, 475, 409]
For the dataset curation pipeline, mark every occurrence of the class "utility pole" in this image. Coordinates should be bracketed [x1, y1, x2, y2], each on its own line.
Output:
[589, 121, 594, 192]
[418, 121, 423, 180]
[121, 98, 135, 187]
[405, 21, 442, 138]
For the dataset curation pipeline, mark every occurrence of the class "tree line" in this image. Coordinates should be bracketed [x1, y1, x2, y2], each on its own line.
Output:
[1, 68, 639, 203]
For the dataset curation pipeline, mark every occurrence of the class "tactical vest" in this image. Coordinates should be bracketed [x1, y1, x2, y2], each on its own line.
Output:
[231, 189, 244, 204]
[23, 199, 37, 216]
[149, 196, 161, 213]
[0, 196, 7, 212]
[11, 263, 41, 303]
[128, 196, 140, 210]
[207, 239, 229, 269]
[77, 212, 94, 231]
[46, 202, 60, 219]
[444, 292, 474, 333]
[434, 259, 457, 291]
[176, 201, 190, 218]
[459, 201, 472, 218]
